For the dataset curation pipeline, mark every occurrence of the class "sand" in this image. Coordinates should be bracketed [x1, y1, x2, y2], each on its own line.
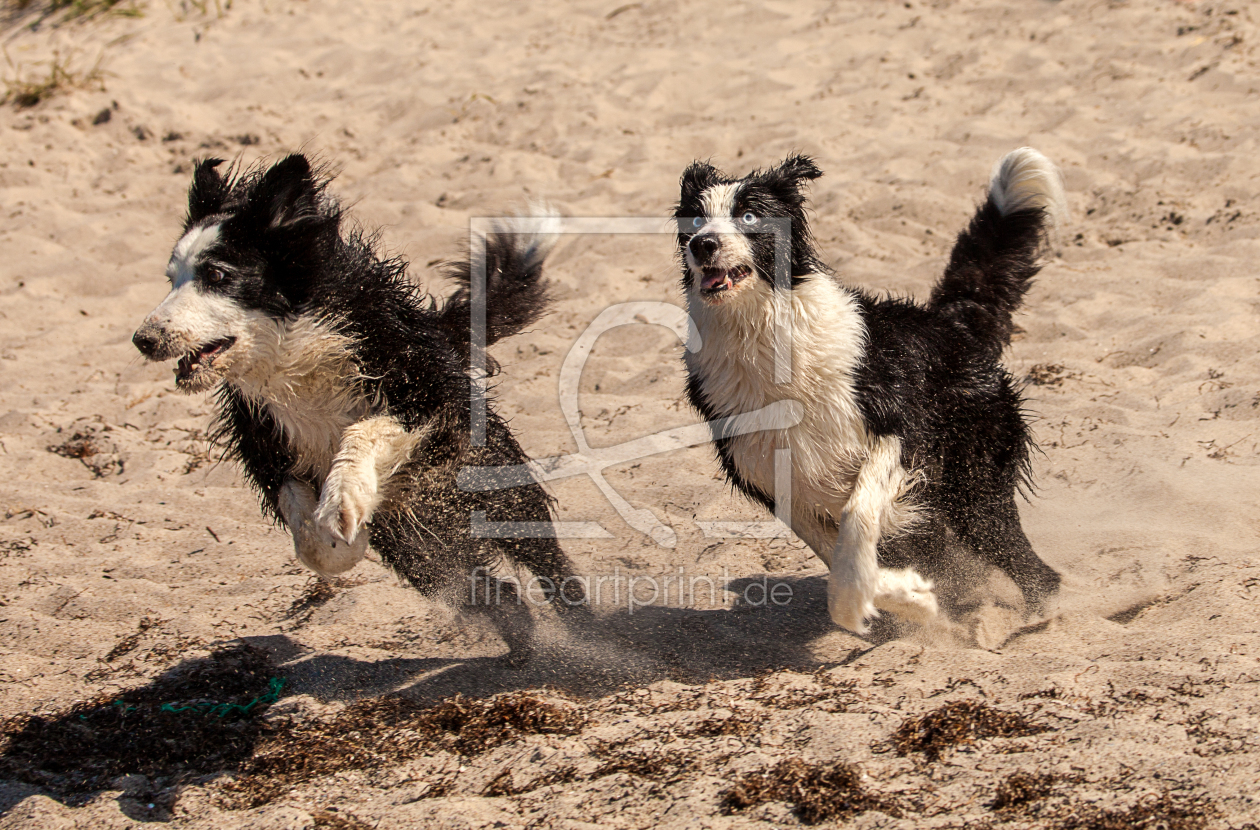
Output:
[1, 0, 1258, 826]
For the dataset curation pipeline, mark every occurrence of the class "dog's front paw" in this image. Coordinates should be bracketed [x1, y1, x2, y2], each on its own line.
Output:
[278, 478, 319, 530]
[828, 579, 878, 634]
[875, 568, 939, 624]
[315, 468, 378, 545]
[280, 478, 367, 576]
[295, 524, 368, 577]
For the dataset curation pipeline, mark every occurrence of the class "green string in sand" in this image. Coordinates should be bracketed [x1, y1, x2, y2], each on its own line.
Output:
[158, 677, 286, 718]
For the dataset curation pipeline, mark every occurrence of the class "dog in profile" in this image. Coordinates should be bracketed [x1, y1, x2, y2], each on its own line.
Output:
[133, 153, 586, 665]
[675, 148, 1066, 634]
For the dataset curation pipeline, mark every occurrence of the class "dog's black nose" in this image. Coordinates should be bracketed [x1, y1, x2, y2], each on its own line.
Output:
[132, 327, 159, 357]
[689, 233, 719, 260]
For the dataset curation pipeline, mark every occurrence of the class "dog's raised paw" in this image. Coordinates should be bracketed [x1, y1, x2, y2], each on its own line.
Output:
[281, 477, 367, 576]
[295, 526, 368, 577]
[315, 469, 378, 545]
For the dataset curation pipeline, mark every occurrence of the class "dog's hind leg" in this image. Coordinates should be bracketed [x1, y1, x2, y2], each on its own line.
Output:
[316, 415, 428, 545]
[369, 514, 540, 667]
[828, 436, 938, 633]
[502, 536, 592, 622]
[462, 571, 538, 667]
[279, 478, 367, 576]
[953, 495, 1060, 615]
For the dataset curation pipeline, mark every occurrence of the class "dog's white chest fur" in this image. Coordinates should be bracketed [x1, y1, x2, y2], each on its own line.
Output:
[686, 275, 872, 536]
[230, 314, 369, 482]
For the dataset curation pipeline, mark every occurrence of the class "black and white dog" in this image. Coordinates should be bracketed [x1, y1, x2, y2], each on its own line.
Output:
[133, 153, 586, 664]
[675, 149, 1066, 634]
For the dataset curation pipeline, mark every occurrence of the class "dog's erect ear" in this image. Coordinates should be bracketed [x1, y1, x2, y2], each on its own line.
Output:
[187, 158, 227, 224]
[679, 161, 721, 204]
[759, 154, 823, 206]
[777, 154, 823, 183]
[247, 154, 319, 230]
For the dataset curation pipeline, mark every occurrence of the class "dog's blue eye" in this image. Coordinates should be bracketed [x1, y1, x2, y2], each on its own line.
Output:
[741, 212, 758, 225]
[692, 217, 704, 229]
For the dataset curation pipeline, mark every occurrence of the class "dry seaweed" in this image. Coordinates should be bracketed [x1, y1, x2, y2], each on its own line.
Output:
[1025, 363, 1080, 387]
[0, 644, 281, 794]
[1054, 791, 1216, 830]
[720, 758, 898, 824]
[892, 700, 1049, 761]
[481, 764, 579, 796]
[311, 808, 374, 829]
[748, 670, 860, 711]
[224, 691, 585, 808]
[103, 616, 164, 662]
[46, 428, 122, 477]
[283, 578, 339, 625]
[592, 747, 696, 782]
[418, 691, 586, 755]
[991, 771, 1057, 811]
[682, 711, 764, 739]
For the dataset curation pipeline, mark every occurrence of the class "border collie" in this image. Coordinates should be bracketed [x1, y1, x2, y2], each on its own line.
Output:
[675, 149, 1066, 634]
[133, 153, 586, 665]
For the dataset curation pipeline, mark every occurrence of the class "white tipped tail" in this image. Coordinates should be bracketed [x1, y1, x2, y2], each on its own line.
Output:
[439, 202, 560, 361]
[487, 203, 562, 271]
[988, 148, 1067, 230]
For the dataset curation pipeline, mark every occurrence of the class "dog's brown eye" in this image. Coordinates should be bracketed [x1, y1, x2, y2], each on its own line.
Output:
[206, 267, 226, 286]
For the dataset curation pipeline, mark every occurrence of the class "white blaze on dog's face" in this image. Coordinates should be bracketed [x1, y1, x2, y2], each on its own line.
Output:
[680, 183, 759, 306]
[134, 221, 268, 393]
[675, 156, 825, 307]
[134, 154, 330, 394]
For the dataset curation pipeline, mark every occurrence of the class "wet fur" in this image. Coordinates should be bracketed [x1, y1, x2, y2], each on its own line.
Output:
[134, 154, 585, 664]
[675, 148, 1065, 633]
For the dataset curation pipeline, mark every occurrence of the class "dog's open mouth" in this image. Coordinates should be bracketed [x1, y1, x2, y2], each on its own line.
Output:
[700, 265, 752, 295]
[176, 337, 236, 384]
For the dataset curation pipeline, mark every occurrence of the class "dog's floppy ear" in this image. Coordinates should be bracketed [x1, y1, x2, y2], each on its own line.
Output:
[246, 153, 320, 231]
[187, 158, 227, 224]
[679, 161, 721, 204]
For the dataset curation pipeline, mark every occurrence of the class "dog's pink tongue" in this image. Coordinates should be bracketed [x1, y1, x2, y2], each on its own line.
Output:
[701, 270, 730, 291]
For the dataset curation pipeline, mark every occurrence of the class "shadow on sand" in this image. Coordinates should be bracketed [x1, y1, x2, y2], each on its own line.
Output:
[0, 575, 912, 819]
[268, 574, 891, 705]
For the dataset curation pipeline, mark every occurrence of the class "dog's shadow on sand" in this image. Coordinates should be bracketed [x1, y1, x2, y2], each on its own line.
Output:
[0, 575, 994, 820]
[259, 574, 901, 706]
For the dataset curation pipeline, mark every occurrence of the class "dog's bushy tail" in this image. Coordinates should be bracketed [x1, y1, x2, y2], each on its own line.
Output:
[928, 148, 1066, 351]
[438, 206, 561, 372]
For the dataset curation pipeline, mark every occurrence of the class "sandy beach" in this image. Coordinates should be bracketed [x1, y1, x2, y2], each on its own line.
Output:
[1, 0, 1259, 826]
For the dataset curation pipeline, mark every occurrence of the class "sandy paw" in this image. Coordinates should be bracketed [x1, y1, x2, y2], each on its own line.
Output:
[827, 580, 878, 634]
[279, 478, 366, 576]
[315, 469, 377, 545]
[874, 567, 939, 623]
[295, 527, 367, 577]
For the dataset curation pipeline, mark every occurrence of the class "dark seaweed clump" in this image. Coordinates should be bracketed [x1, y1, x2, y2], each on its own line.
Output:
[225, 691, 585, 807]
[1054, 791, 1217, 830]
[721, 758, 899, 824]
[892, 699, 1049, 761]
[991, 771, 1057, 810]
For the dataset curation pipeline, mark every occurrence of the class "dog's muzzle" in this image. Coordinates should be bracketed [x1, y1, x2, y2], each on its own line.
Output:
[688, 232, 752, 296]
[132, 321, 170, 359]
